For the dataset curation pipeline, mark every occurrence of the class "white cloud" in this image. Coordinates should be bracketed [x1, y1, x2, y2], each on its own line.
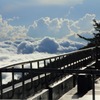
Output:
[17, 41, 34, 54]
[0, 15, 27, 41]
[28, 13, 95, 39]
[0, 41, 17, 53]
[35, 37, 83, 53]
[0, 37, 84, 54]
[67, 13, 96, 42]
[36, 37, 60, 53]
[0, 13, 96, 42]
[7, 16, 20, 22]
[60, 39, 84, 49]
[0, 15, 13, 38]
[28, 17, 70, 38]
[11, 26, 28, 40]
[70, 14, 95, 34]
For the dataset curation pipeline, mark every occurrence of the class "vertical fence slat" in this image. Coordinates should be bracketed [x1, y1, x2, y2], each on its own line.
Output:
[22, 65, 25, 99]
[37, 61, 40, 79]
[30, 62, 33, 82]
[92, 74, 95, 100]
[0, 72, 2, 99]
[12, 67, 14, 98]
[44, 60, 48, 87]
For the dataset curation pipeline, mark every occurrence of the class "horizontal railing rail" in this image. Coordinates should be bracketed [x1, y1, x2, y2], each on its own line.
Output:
[1, 47, 95, 69]
[0, 68, 100, 75]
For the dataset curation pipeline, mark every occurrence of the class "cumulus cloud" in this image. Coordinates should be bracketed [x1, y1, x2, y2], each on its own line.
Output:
[28, 13, 95, 40]
[28, 17, 71, 38]
[35, 37, 83, 53]
[0, 41, 17, 53]
[17, 41, 34, 54]
[66, 14, 96, 42]
[36, 37, 60, 53]
[10, 26, 27, 40]
[0, 15, 27, 41]
[0, 37, 84, 54]
[70, 14, 95, 34]
[0, 15, 13, 39]
[28, 17, 50, 38]
[60, 39, 84, 49]
[0, 13, 96, 44]
[37, 37, 84, 53]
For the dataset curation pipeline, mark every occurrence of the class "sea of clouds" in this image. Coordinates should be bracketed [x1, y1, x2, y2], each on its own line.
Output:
[0, 37, 84, 55]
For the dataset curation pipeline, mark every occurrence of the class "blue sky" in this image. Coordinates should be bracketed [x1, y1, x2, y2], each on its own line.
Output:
[0, 0, 100, 40]
[0, 0, 100, 23]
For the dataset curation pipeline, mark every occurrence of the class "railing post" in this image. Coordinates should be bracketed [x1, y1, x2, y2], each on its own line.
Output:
[37, 61, 40, 79]
[44, 60, 48, 88]
[30, 62, 33, 88]
[36, 61, 40, 90]
[92, 74, 95, 100]
[0, 72, 2, 99]
[11, 67, 15, 98]
[22, 65, 25, 99]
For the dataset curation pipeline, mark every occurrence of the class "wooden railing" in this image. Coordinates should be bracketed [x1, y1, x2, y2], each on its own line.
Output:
[0, 47, 99, 99]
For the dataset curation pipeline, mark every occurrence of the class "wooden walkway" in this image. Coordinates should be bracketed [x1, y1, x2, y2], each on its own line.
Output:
[59, 78, 100, 100]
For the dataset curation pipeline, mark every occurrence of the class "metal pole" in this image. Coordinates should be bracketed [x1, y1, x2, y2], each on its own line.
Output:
[92, 74, 95, 100]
